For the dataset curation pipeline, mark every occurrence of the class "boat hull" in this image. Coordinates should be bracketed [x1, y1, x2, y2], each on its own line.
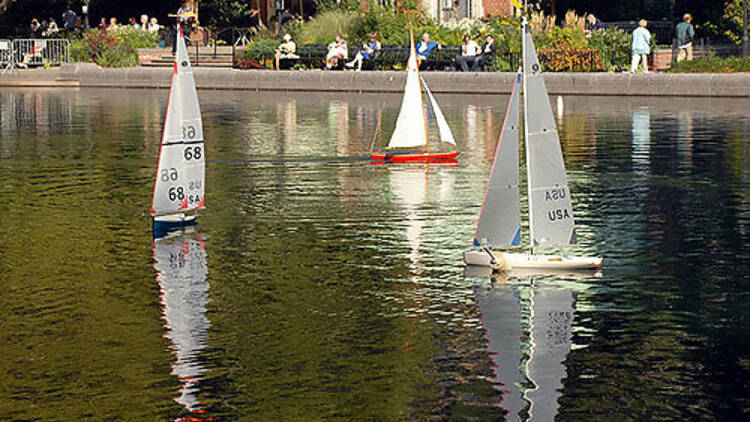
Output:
[370, 151, 459, 163]
[153, 213, 198, 239]
[463, 250, 602, 270]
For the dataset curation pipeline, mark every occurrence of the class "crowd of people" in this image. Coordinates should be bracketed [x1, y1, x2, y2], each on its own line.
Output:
[95, 15, 162, 34]
[29, 10, 163, 39]
[272, 31, 497, 72]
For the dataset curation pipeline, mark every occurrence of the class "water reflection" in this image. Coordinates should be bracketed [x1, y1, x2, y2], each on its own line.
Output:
[389, 166, 429, 270]
[473, 271, 596, 422]
[152, 232, 212, 421]
[631, 108, 651, 173]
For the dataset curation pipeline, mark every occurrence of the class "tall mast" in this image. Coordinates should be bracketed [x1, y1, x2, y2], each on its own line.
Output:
[410, 21, 430, 153]
[522, 17, 534, 256]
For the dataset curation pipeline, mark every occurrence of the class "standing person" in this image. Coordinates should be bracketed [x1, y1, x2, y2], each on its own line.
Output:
[147, 17, 161, 34]
[98, 17, 108, 30]
[139, 14, 149, 31]
[173, 1, 193, 53]
[455, 34, 481, 72]
[62, 8, 77, 31]
[274, 34, 298, 70]
[415, 32, 440, 68]
[630, 19, 651, 73]
[29, 18, 42, 38]
[675, 13, 695, 62]
[585, 14, 604, 36]
[346, 32, 381, 71]
[108, 17, 119, 31]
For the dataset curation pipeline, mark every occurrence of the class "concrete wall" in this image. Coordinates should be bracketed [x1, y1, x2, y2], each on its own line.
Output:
[1, 63, 749, 97]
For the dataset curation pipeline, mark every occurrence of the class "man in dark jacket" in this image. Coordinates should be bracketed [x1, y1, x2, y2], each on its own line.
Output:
[62, 9, 77, 31]
[476, 34, 496, 71]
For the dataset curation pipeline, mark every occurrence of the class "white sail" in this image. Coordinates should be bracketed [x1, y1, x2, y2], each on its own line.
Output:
[421, 77, 456, 146]
[153, 233, 210, 413]
[522, 23, 576, 248]
[151, 27, 205, 216]
[474, 71, 522, 247]
[387, 35, 428, 149]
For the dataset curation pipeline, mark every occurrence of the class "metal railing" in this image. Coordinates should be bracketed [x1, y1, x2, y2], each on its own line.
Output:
[0, 39, 12, 70]
[3, 39, 70, 69]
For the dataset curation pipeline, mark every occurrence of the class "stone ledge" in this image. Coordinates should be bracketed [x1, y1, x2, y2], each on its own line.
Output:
[1, 64, 748, 97]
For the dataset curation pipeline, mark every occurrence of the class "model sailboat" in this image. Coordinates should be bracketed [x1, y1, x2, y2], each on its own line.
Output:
[464, 19, 602, 270]
[370, 29, 459, 163]
[151, 25, 205, 236]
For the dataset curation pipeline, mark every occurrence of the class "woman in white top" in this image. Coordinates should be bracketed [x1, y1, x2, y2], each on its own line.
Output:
[455, 34, 480, 72]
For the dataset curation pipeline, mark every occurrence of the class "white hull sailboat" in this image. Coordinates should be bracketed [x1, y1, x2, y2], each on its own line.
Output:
[464, 19, 602, 271]
[151, 25, 205, 237]
[370, 27, 459, 164]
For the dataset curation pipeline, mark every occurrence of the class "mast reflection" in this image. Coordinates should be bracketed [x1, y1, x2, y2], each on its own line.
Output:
[153, 232, 213, 421]
[472, 269, 595, 421]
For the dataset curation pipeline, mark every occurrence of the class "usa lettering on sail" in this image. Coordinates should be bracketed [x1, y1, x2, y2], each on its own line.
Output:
[544, 188, 567, 201]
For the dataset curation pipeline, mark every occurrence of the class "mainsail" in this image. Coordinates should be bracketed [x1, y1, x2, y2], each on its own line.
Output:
[421, 77, 456, 146]
[522, 24, 576, 247]
[151, 26, 205, 216]
[474, 71, 522, 247]
[387, 34, 428, 149]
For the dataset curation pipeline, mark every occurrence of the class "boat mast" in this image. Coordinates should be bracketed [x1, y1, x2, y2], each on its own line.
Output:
[410, 21, 430, 153]
[522, 16, 534, 256]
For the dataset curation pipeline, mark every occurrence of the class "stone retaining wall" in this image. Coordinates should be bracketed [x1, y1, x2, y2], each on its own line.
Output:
[1, 63, 749, 97]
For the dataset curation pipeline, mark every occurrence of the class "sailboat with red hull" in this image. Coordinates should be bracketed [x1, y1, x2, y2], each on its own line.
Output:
[370, 28, 459, 164]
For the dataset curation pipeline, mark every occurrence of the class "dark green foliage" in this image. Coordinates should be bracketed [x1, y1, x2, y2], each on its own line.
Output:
[588, 27, 631, 71]
[669, 55, 750, 73]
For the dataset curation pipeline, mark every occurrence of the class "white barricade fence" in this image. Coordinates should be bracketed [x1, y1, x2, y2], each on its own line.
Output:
[12, 39, 70, 68]
[0, 39, 12, 69]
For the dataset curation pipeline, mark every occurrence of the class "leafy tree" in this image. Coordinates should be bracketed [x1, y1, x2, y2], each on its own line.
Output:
[199, 0, 253, 29]
[722, 0, 748, 45]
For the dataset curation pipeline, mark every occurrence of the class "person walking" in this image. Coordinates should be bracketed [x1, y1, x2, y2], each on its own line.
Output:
[630, 19, 651, 73]
[675, 13, 695, 62]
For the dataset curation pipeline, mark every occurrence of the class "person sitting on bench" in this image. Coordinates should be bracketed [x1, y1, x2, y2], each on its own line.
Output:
[476, 34, 496, 71]
[415, 32, 440, 68]
[325, 34, 347, 69]
[346, 32, 381, 71]
[275, 33, 298, 70]
[455, 34, 481, 71]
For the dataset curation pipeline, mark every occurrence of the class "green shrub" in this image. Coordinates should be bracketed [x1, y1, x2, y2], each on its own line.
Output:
[245, 38, 278, 59]
[588, 27, 631, 71]
[299, 10, 362, 43]
[669, 55, 750, 73]
[110, 27, 159, 49]
[70, 29, 141, 67]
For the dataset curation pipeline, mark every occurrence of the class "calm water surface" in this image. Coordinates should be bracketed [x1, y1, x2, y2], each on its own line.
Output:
[0, 88, 748, 421]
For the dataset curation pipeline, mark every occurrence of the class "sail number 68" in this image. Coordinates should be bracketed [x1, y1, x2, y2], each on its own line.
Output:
[184, 146, 202, 161]
[160, 168, 178, 182]
[182, 125, 196, 139]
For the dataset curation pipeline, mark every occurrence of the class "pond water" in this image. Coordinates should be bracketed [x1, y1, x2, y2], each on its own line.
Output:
[0, 88, 748, 421]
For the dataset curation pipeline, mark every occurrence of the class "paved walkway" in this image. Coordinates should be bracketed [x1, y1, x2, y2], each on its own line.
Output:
[2, 63, 749, 97]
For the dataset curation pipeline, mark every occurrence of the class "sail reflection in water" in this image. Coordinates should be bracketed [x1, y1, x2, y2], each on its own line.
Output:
[474, 273, 579, 421]
[152, 233, 212, 420]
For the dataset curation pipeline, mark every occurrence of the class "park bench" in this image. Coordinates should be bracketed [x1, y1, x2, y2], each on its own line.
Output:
[271, 42, 497, 71]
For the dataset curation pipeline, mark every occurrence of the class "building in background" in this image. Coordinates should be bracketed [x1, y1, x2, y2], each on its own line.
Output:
[420, 0, 514, 23]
